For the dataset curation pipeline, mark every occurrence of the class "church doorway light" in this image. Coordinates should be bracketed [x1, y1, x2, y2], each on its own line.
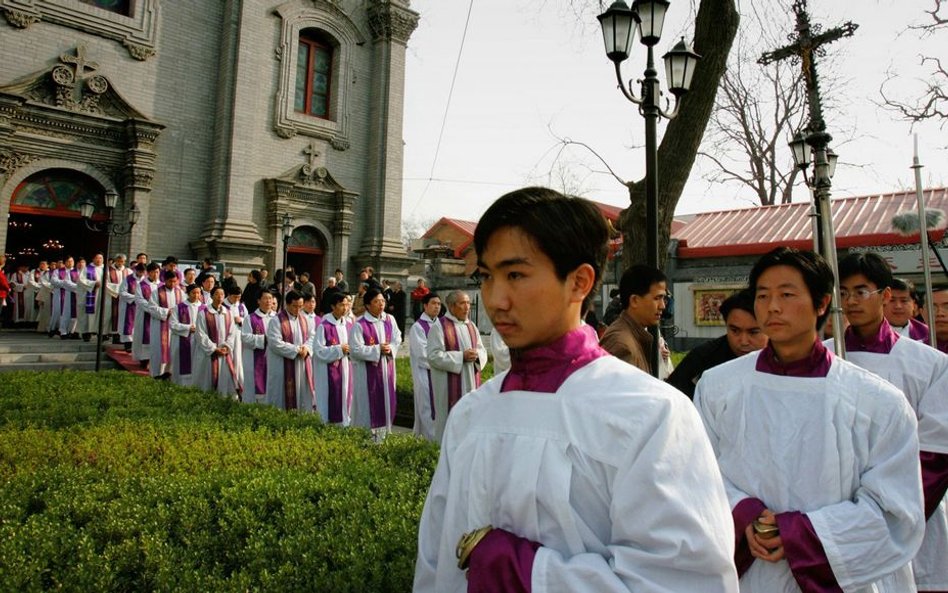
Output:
[285, 225, 326, 296]
[5, 169, 109, 269]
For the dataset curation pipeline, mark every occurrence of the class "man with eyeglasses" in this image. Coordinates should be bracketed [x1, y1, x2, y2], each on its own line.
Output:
[921, 287, 948, 355]
[885, 277, 931, 343]
[830, 252, 948, 592]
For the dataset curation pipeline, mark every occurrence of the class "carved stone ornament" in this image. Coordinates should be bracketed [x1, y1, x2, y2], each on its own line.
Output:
[49, 46, 111, 114]
[2, 8, 39, 28]
[124, 41, 155, 61]
[0, 151, 38, 177]
[367, 2, 419, 43]
[330, 137, 350, 151]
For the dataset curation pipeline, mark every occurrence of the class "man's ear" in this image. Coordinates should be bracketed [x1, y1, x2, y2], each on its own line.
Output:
[570, 264, 596, 304]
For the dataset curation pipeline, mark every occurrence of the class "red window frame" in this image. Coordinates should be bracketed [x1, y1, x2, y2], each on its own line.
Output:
[295, 31, 333, 119]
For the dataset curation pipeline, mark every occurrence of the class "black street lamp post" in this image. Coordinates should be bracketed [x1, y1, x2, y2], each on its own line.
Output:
[79, 190, 140, 371]
[598, 0, 699, 377]
[280, 212, 293, 309]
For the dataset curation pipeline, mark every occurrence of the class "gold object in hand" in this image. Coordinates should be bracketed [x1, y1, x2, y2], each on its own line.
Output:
[752, 520, 780, 540]
[456, 525, 493, 570]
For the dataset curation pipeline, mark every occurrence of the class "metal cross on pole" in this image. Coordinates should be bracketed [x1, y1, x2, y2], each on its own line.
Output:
[759, 0, 857, 357]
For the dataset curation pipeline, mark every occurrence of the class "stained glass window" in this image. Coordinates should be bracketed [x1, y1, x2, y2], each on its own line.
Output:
[294, 30, 333, 119]
[12, 170, 104, 216]
[78, 0, 132, 16]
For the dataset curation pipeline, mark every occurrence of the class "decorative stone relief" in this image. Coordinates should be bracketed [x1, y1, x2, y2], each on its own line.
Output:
[0, 0, 159, 61]
[0, 151, 37, 178]
[367, 1, 419, 44]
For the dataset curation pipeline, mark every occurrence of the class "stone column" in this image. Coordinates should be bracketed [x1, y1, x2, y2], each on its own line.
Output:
[359, 0, 418, 275]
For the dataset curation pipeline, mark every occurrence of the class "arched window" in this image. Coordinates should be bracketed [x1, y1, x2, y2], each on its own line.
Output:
[12, 169, 105, 219]
[295, 30, 333, 119]
[78, 0, 132, 17]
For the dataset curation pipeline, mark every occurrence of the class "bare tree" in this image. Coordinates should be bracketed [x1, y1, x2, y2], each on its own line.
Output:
[880, 0, 948, 127]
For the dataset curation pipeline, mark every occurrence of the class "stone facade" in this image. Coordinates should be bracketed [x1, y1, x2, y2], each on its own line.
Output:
[0, 0, 418, 283]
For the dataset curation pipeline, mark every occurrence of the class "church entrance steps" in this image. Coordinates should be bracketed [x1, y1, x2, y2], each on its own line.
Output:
[0, 330, 117, 372]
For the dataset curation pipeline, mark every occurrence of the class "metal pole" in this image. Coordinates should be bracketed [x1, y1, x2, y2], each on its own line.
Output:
[281, 238, 289, 310]
[643, 45, 661, 378]
[810, 139, 845, 358]
[94, 214, 113, 372]
[911, 135, 938, 348]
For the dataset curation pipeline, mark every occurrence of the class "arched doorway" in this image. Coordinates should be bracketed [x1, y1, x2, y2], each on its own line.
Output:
[286, 225, 326, 296]
[5, 169, 109, 269]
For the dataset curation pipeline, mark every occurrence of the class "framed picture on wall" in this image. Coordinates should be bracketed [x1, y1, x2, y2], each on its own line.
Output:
[693, 286, 742, 327]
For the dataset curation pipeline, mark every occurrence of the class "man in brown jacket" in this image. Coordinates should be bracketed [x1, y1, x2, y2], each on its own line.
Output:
[600, 264, 667, 374]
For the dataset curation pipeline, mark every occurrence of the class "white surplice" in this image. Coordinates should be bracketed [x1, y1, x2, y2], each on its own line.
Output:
[826, 336, 948, 592]
[105, 265, 129, 335]
[695, 354, 925, 593]
[350, 311, 402, 437]
[76, 265, 106, 335]
[32, 270, 51, 332]
[59, 268, 78, 336]
[169, 301, 202, 386]
[48, 269, 63, 332]
[314, 313, 352, 425]
[426, 312, 488, 442]
[118, 273, 141, 344]
[132, 278, 159, 363]
[146, 285, 185, 377]
[191, 304, 241, 397]
[240, 308, 274, 404]
[408, 314, 438, 440]
[265, 312, 316, 412]
[414, 355, 739, 593]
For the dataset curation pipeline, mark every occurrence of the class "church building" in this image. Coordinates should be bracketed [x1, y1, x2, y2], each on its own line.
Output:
[0, 0, 418, 286]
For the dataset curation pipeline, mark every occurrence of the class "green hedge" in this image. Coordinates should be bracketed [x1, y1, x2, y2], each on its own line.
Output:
[394, 356, 494, 427]
[0, 371, 439, 592]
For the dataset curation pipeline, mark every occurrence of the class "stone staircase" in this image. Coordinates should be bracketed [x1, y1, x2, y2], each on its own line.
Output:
[0, 330, 118, 372]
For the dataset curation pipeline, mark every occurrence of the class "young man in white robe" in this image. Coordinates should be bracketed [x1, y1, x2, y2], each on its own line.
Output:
[9, 265, 30, 324]
[75, 253, 107, 341]
[31, 262, 52, 333]
[241, 291, 275, 404]
[265, 290, 316, 412]
[58, 256, 79, 339]
[414, 187, 739, 593]
[146, 270, 186, 379]
[169, 283, 203, 386]
[121, 263, 145, 353]
[48, 259, 63, 337]
[350, 287, 402, 441]
[426, 289, 488, 442]
[695, 247, 925, 593]
[314, 291, 353, 425]
[105, 254, 130, 343]
[192, 286, 242, 398]
[222, 284, 248, 384]
[830, 252, 948, 592]
[132, 263, 160, 370]
[408, 292, 442, 440]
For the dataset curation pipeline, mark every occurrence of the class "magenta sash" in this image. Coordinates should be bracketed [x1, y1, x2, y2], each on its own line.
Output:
[140, 282, 153, 345]
[357, 316, 396, 428]
[249, 312, 268, 394]
[321, 318, 352, 423]
[68, 269, 78, 316]
[204, 306, 241, 394]
[84, 265, 97, 314]
[416, 318, 436, 421]
[123, 275, 139, 336]
[14, 272, 25, 314]
[109, 267, 120, 332]
[440, 317, 482, 410]
[279, 311, 314, 410]
[176, 302, 194, 375]
[157, 285, 184, 365]
[58, 268, 67, 310]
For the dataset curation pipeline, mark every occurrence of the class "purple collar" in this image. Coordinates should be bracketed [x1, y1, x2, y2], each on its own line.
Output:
[755, 339, 832, 378]
[500, 325, 609, 393]
[844, 318, 899, 354]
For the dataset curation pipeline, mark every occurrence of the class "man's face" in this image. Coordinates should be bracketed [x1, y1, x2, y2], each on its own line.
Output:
[227, 294, 240, 305]
[449, 293, 472, 321]
[185, 271, 196, 284]
[628, 282, 667, 327]
[303, 299, 316, 314]
[258, 293, 274, 312]
[202, 277, 214, 292]
[165, 277, 178, 290]
[754, 265, 826, 349]
[285, 297, 303, 317]
[327, 278, 336, 288]
[724, 308, 767, 356]
[367, 294, 386, 317]
[335, 271, 343, 281]
[884, 289, 915, 327]
[478, 226, 584, 350]
[93, 254, 104, 266]
[188, 287, 202, 303]
[261, 270, 269, 280]
[211, 289, 224, 308]
[360, 269, 369, 280]
[342, 296, 352, 316]
[424, 298, 442, 318]
[137, 254, 148, 264]
[113, 256, 125, 268]
[39, 262, 49, 271]
[65, 257, 74, 269]
[332, 299, 347, 319]
[147, 269, 159, 282]
[839, 273, 887, 332]
[924, 290, 948, 341]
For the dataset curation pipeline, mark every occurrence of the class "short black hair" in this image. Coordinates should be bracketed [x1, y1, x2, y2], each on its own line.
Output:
[163, 270, 177, 281]
[838, 252, 893, 289]
[719, 288, 756, 322]
[146, 262, 161, 272]
[326, 291, 347, 307]
[284, 290, 303, 304]
[421, 292, 440, 305]
[226, 284, 242, 297]
[302, 292, 315, 303]
[134, 263, 146, 273]
[364, 287, 383, 305]
[473, 187, 608, 303]
[186, 283, 200, 294]
[210, 286, 225, 297]
[619, 265, 667, 309]
[248, 270, 262, 283]
[750, 247, 834, 329]
[890, 277, 920, 306]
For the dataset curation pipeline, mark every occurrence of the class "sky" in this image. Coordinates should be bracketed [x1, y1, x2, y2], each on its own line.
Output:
[400, 0, 946, 228]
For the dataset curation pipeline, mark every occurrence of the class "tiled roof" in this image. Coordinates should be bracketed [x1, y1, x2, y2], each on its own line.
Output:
[673, 188, 948, 258]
